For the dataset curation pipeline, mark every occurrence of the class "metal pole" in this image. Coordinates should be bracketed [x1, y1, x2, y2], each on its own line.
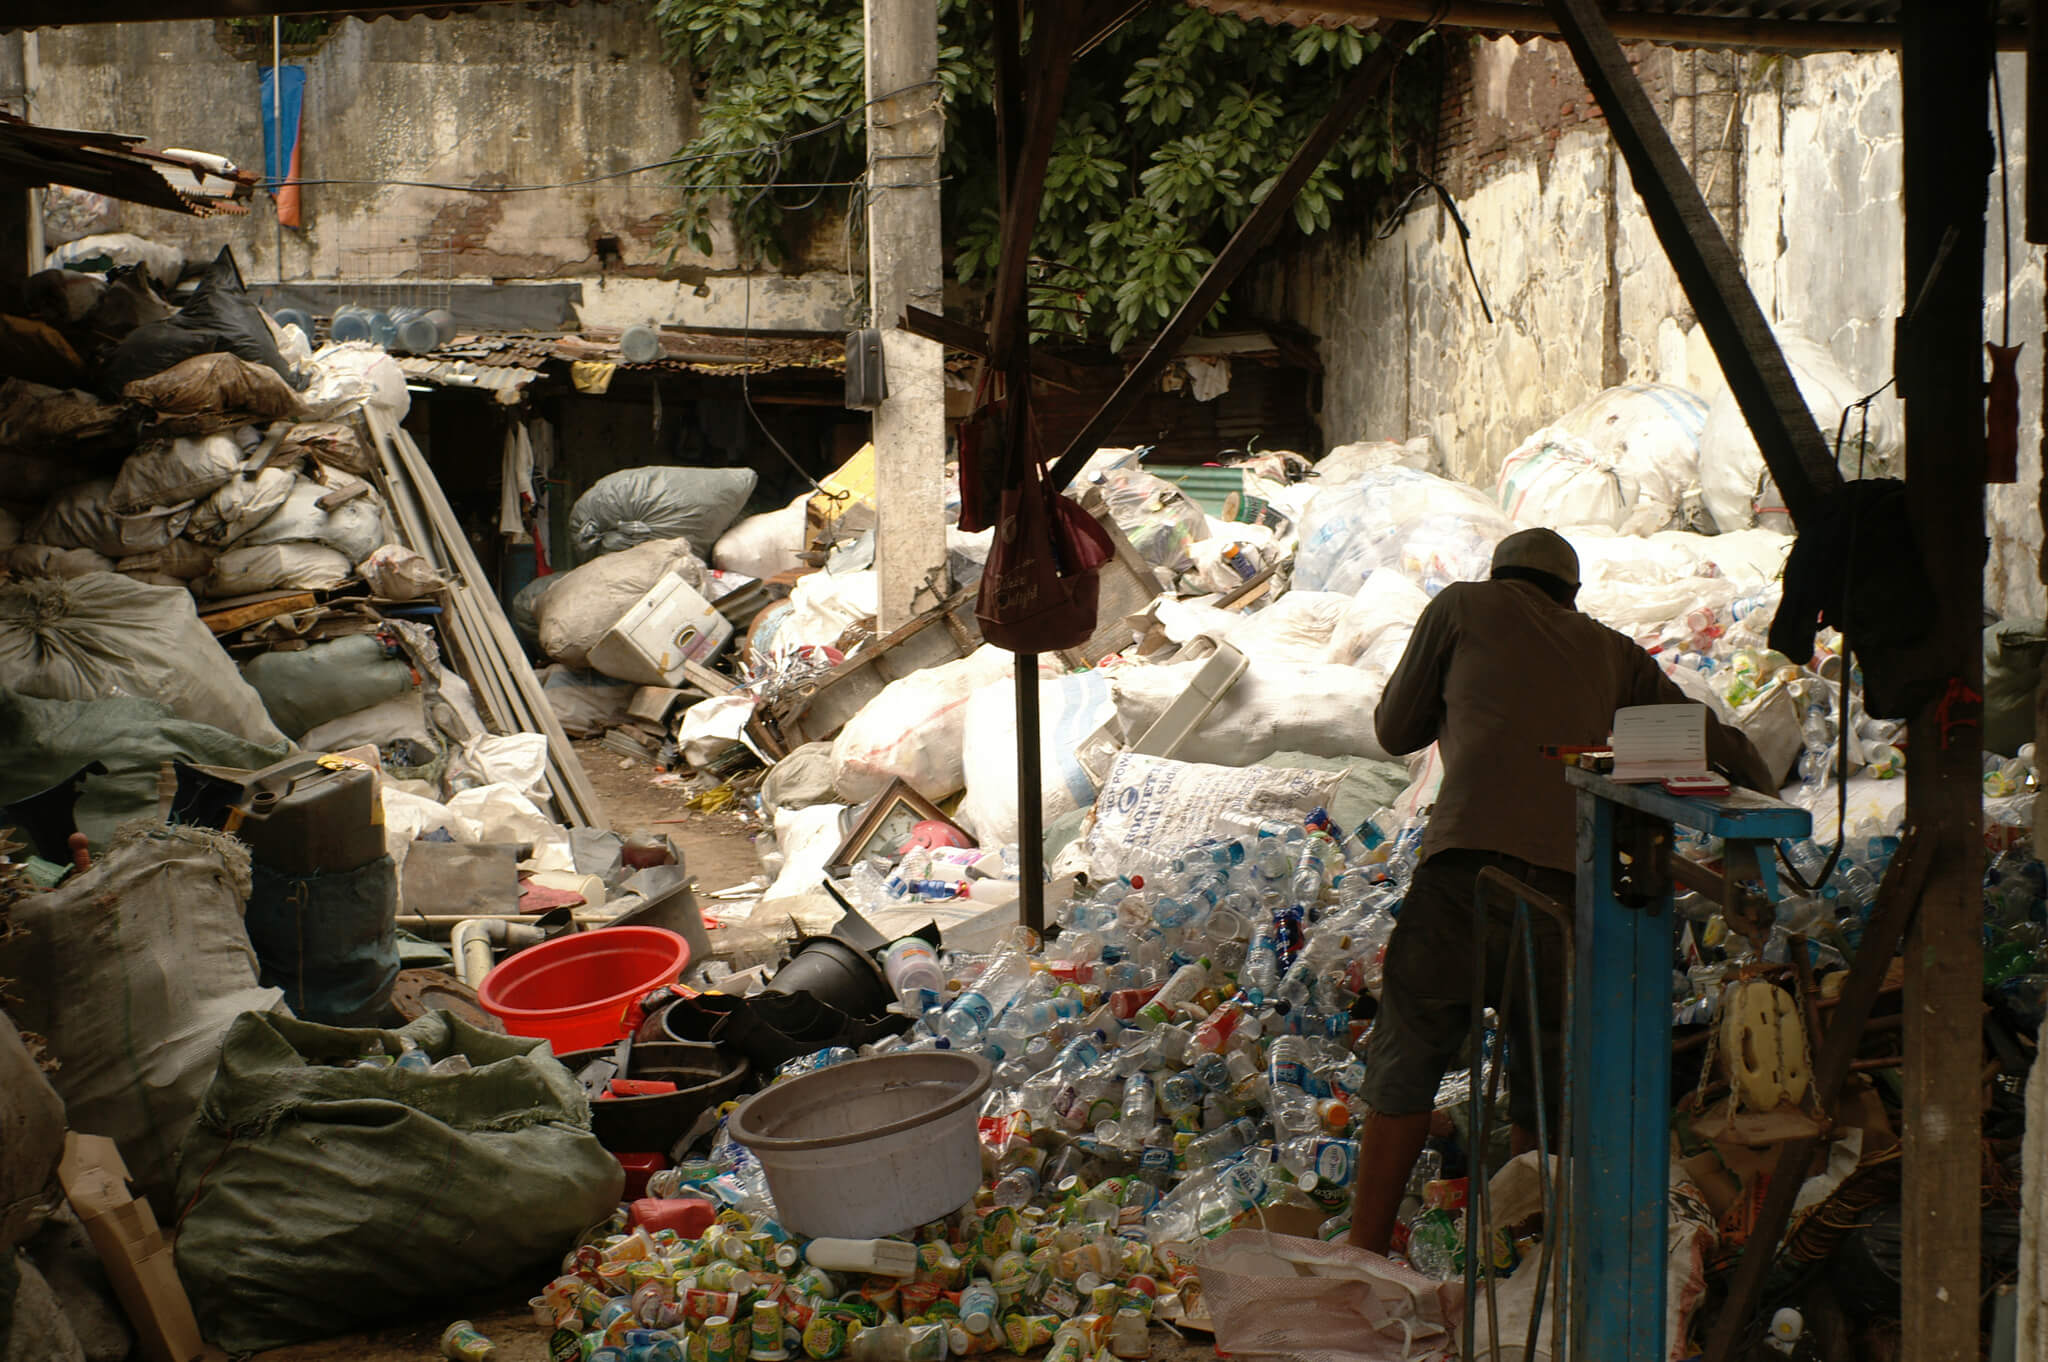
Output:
[271, 16, 284, 284]
[1015, 653, 1043, 933]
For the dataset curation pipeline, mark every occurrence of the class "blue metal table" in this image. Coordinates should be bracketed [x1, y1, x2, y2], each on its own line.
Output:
[1563, 768, 1810, 1362]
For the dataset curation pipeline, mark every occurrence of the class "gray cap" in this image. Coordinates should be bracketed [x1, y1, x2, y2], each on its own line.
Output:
[1491, 527, 1580, 588]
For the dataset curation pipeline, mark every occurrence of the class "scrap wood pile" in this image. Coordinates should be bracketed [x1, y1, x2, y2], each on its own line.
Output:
[0, 284, 2043, 1362]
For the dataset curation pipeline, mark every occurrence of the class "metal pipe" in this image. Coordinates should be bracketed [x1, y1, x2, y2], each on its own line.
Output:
[447, 914, 563, 987]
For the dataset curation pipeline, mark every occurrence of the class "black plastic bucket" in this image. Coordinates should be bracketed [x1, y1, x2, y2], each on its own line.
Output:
[764, 935, 893, 1016]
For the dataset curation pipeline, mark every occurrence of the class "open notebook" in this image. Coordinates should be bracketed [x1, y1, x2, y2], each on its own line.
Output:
[1609, 703, 1708, 783]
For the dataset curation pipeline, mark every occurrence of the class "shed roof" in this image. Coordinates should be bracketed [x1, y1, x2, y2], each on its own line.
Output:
[1187, 0, 2023, 49]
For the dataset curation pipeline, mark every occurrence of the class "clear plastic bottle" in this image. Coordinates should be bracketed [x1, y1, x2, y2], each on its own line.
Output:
[958, 1278, 998, 1335]
[937, 934, 1036, 1045]
[1241, 925, 1281, 1004]
[1266, 1035, 1320, 1141]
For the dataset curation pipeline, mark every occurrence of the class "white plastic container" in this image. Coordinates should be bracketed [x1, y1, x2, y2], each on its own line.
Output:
[587, 570, 734, 686]
[728, 1051, 992, 1238]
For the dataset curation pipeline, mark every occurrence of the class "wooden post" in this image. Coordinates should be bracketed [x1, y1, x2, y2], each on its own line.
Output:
[865, 0, 950, 631]
[1541, 0, 1842, 529]
[1898, 5, 1990, 1360]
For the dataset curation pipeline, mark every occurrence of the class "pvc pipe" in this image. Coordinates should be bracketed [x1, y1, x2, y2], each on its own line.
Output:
[449, 915, 554, 988]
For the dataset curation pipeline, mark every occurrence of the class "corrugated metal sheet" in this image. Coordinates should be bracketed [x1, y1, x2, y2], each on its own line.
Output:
[1146, 464, 1248, 517]
[0, 112, 254, 217]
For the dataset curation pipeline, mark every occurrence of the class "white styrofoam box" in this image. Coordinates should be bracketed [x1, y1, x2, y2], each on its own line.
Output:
[586, 570, 734, 686]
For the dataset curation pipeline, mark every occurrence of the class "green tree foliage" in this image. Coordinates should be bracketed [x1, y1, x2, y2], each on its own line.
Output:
[651, 0, 1436, 349]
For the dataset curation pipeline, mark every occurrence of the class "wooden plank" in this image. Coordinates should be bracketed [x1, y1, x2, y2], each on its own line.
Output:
[200, 592, 317, 635]
[900, 305, 1093, 390]
[1898, 5, 1991, 1360]
[1540, 0, 1842, 529]
[1046, 26, 1417, 492]
[986, 0, 1081, 372]
[2031, 0, 2048, 243]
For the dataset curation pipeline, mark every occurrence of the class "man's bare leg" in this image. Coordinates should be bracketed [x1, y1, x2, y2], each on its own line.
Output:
[1345, 1109, 1431, 1255]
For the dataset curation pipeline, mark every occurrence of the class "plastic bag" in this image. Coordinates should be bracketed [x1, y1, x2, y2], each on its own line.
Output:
[1198, 1231, 1462, 1362]
[450, 733, 549, 802]
[1313, 436, 1439, 483]
[830, 644, 1017, 804]
[27, 479, 129, 557]
[298, 342, 410, 425]
[1551, 382, 1710, 531]
[172, 1011, 623, 1353]
[1495, 427, 1632, 531]
[538, 665, 635, 738]
[109, 433, 246, 510]
[0, 573, 288, 746]
[445, 783, 573, 871]
[114, 538, 216, 581]
[1109, 659, 1394, 766]
[357, 544, 442, 600]
[1698, 334, 1900, 533]
[534, 538, 706, 669]
[1295, 467, 1512, 596]
[0, 822, 282, 1219]
[188, 465, 296, 546]
[99, 246, 303, 398]
[0, 378, 127, 453]
[276, 419, 373, 477]
[45, 232, 185, 287]
[1084, 466, 1209, 573]
[1085, 753, 1345, 881]
[775, 569, 878, 653]
[240, 633, 416, 740]
[569, 464, 759, 557]
[121, 353, 301, 429]
[956, 669, 1115, 845]
[678, 693, 756, 768]
[299, 690, 436, 755]
[3, 545, 114, 579]
[81, 264, 175, 348]
[713, 492, 809, 578]
[194, 542, 353, 598]
[237, 473, 388, 562]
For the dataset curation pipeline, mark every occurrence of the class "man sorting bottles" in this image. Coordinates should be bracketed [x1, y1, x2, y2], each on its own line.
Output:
[1346, 527, 1774, 1256]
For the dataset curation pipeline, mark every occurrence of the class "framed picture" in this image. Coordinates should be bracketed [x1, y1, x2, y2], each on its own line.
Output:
[827, 779, 969, 877]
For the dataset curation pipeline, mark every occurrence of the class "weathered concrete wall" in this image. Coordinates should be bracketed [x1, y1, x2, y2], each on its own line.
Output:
[23, 10, 854, 332]
[1250, 40, 2046, 619]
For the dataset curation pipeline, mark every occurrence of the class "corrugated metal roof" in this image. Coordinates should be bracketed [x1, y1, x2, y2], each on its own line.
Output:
[0, 112, 255, 216]
[555, 329, 846, 376]
[1190, 0, 2026, 48]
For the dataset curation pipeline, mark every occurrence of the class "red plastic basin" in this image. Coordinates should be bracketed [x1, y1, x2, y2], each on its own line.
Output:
[477, 926, 690, 1053]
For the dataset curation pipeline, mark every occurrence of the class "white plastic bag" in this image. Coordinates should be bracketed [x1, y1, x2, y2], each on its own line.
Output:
[539, 665, 635, 738]
[357, 544, 442, 600]
[830, 644, 1018, 804]
[195, 543, 354, 598]
[110, 433, 247, 512]
[188, 466, 297, 546]
[1551, 382, 1710, 532]
[1085, 754, 1344, 880]
[3, 544, 115, 579]
[956, 669, 1116, 845]
[1313, 436, 1439, 483]
[1698, 334, 1899, 533]
[713, 493, 809, 578]
[1295, 467, 1511, 596]
[1495, 426, 1632, 531]
[299, 342, 410, 424]
[1108, 659, 1393, 765]
[445, 783, 572, 872]
[764, 803, 852, 901]
[678, 693, 757, 768]
[450, 733, 549, 802]
[1083, 467, 1209, 573]
[775, 570, 879, 652]
[238, 473, 388, 562]
[380, 786, 482, 886]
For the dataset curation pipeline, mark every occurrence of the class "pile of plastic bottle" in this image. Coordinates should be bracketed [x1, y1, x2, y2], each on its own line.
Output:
[513, 806, 1452, 1361]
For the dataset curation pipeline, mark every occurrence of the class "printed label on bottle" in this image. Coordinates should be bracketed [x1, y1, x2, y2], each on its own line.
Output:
[1313, 1141, 1355, 1186]
[1269, 1059, 1308, 1090]
[955, 991, 993, 1027]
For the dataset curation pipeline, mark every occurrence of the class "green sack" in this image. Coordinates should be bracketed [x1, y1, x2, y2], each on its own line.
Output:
[239, 633, 415, 740]
[174, 1011, 623, 1353]
[1984, 618, 2048, 758]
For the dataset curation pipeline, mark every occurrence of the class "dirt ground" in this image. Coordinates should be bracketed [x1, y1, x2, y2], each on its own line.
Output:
[573, 738, 764, 894]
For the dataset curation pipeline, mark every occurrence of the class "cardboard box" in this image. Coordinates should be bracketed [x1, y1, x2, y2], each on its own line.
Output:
[587, 571, 734, 687]
[58, 1134, 220, 1362]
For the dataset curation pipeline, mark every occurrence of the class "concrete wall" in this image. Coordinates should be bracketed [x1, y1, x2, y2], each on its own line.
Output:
[1249, 39, 2046, 620]
[22, 9, 855, 332]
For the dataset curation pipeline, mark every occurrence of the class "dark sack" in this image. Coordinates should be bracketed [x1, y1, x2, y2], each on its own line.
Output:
[99, 247, 304, 399]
